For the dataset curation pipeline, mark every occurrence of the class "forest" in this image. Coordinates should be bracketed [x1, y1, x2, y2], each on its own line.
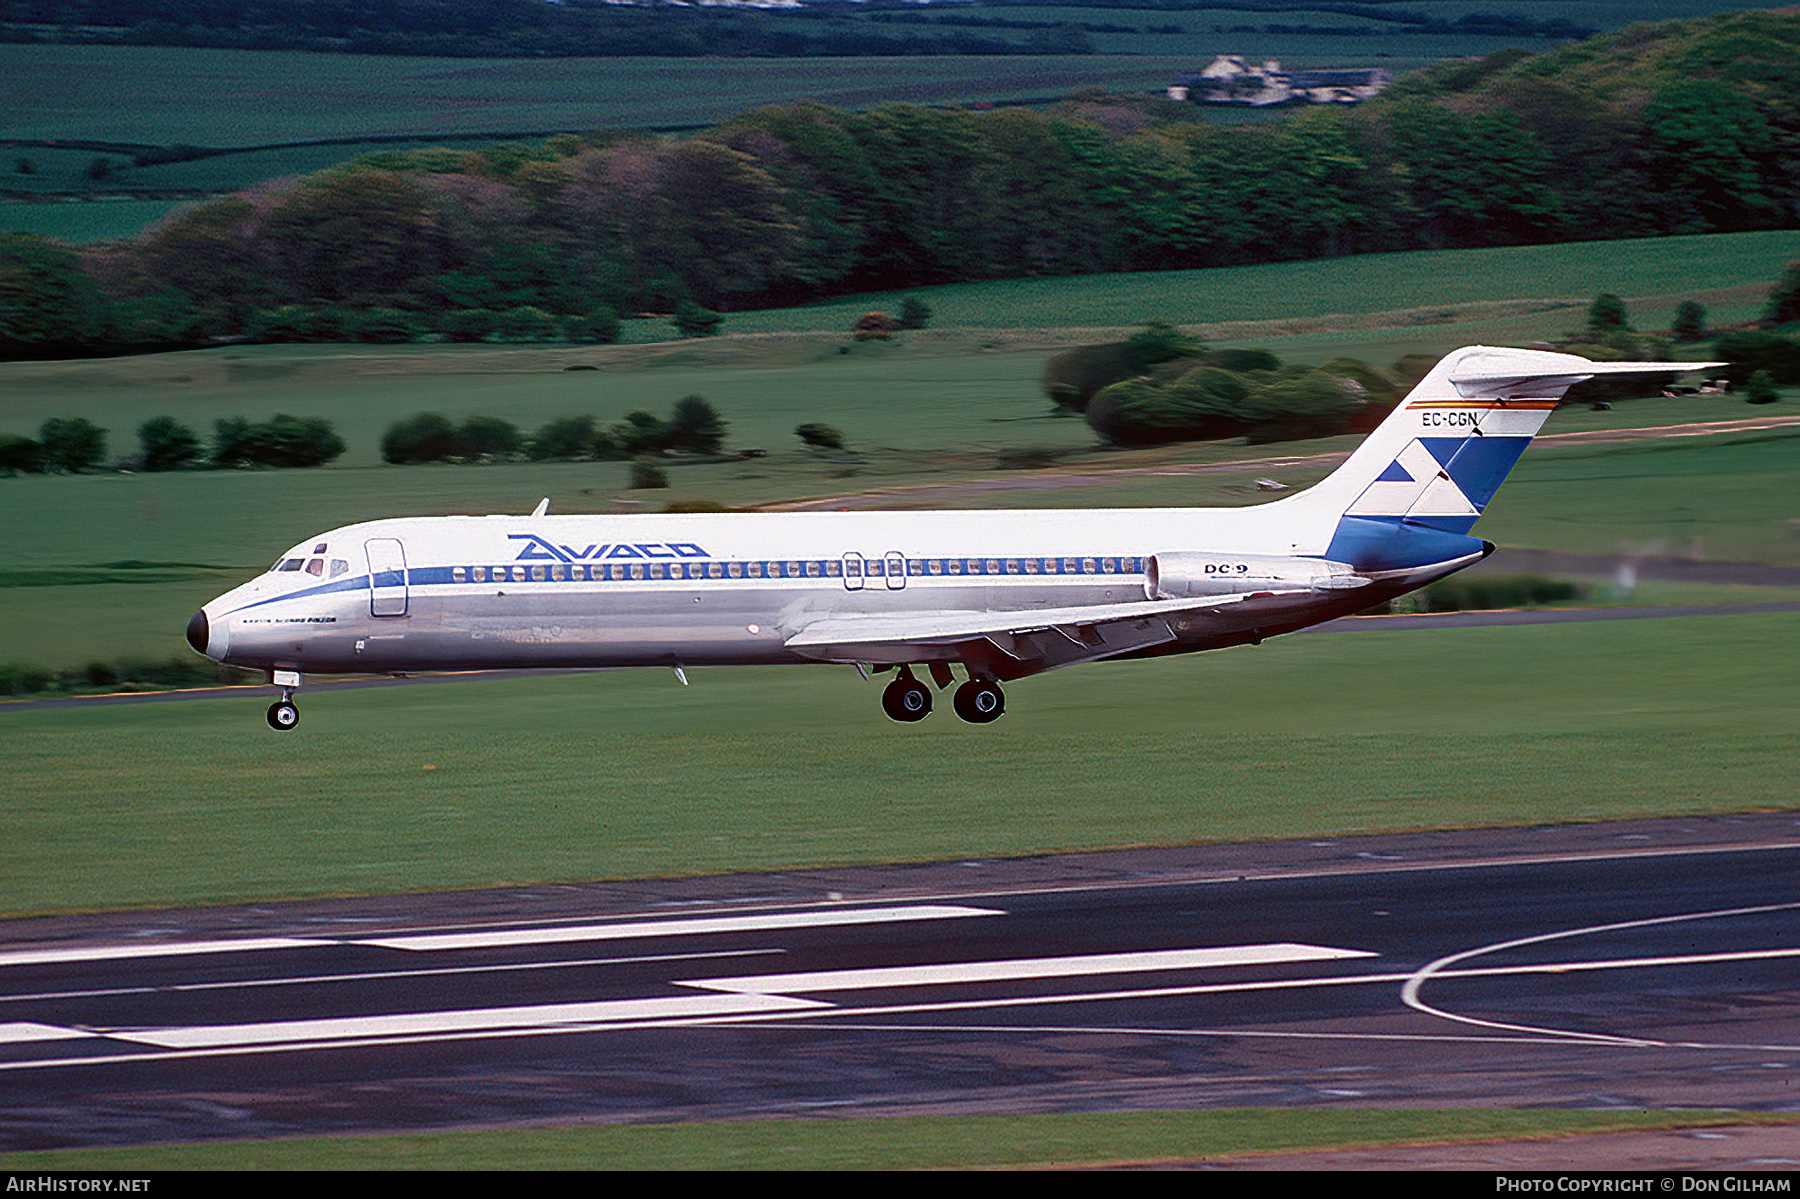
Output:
[2, 8, 1798, 355]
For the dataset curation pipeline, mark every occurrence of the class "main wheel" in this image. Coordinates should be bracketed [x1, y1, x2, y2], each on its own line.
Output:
[952, 678, 1005, 724]
[266, 700, 300, 731]
[881, 677, 932, 722]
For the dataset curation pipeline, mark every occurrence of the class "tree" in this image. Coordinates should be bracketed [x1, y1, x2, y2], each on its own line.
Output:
[673, 300, 721, 338]
[1672, 300, 1707, 342]
[1745, 370, 1780, 405]
[1587, 293, 1631, 333]
[0, 233, 114, 351]
[897, 297, 932, 330]
[137, 416, 200, 471]
[38, 417, 107, 473]
[667, 395, 727, 455]
[1765, 263, 1800, 329]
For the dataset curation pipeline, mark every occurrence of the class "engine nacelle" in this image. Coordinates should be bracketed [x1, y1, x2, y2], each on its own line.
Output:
[1144, 551, 1367, 600]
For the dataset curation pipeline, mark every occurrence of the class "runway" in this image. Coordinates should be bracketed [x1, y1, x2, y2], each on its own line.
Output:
[3, 814, 1800, 1150]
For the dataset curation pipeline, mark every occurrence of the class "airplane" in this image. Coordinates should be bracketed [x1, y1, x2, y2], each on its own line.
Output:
[185, 345, 1718, 730]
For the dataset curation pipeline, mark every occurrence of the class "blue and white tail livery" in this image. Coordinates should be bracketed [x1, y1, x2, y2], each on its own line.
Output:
[187, 346, 1717, 729]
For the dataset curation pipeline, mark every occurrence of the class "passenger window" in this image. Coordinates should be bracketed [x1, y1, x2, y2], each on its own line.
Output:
[473, 566, 487, 583]
[552, 565, 566, 581]
[986, 560, 1001, 575]
[728, 562, 742, 578]
[530, 565, 546, 581]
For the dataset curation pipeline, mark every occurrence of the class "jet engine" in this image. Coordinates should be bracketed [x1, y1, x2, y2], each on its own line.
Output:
[1144, 551, 1367, 600]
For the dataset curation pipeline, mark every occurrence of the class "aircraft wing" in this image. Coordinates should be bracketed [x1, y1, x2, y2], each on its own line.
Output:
[783, 590, 1303, 676]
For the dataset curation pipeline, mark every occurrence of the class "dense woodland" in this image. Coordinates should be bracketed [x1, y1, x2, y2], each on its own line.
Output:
[0, 0, 1593, 58]
[2, 9, 1799, 357]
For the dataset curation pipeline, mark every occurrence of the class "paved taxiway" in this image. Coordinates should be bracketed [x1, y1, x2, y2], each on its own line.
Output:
[2, 814, 1799, 1151]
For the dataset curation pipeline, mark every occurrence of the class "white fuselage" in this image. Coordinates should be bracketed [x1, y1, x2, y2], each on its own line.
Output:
[196, 498, 1429, 679]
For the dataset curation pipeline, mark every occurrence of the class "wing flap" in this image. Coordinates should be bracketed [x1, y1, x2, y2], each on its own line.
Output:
[784, 593, 1260, 652]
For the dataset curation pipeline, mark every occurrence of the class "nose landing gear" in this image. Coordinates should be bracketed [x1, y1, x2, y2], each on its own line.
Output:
[265, 670, 303, 731]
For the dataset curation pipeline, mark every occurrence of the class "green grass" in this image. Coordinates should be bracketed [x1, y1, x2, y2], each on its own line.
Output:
[4, 609, 1794, 915]
[3, 1108, 1789, 1170]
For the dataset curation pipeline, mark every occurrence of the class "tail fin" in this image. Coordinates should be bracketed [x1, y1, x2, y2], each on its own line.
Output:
[1280, 346, 1719, 575]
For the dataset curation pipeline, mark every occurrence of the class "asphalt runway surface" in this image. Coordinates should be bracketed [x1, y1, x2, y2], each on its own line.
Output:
[3, 813, 1800, 1154]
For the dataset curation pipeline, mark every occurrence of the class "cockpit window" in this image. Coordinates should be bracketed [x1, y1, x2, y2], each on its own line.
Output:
[305, 559, 324, 576]
[329, 559, 348, 578]
[278, 558, 304, 572]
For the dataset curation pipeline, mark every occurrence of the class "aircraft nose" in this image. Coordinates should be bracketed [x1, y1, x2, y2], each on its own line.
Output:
[186, 609, 209, 656]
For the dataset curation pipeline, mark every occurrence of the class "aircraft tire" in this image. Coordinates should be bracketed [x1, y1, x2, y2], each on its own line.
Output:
[953, 679, 1005, 724]
[267, 701, 300, 731]
[881, 677, 932, 722]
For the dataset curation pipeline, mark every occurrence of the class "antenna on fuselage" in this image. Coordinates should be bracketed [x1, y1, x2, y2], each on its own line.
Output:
[530, 498, 550, 517]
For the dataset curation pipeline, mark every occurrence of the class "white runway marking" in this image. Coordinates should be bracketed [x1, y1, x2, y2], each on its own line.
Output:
[0, 1022, 94, 1044]
[0, 938, 329, 967]
[1401, 900, 1800, 1047]
[687, 943, 1373, 995]
[364, 905, 1003, 952]
[109, 992, 828, 1049]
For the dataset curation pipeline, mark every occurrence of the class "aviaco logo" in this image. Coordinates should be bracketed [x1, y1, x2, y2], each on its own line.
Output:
[509, 534, 711, 563]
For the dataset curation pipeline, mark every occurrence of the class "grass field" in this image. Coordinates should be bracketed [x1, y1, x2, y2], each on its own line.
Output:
[5, 606, 1795, 914]
[4, 1108, 1792, 1170]
[4, 229, 1797, 672]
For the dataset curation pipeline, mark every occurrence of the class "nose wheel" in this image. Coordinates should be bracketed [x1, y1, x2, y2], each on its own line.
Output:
[265, 671, 303, 730]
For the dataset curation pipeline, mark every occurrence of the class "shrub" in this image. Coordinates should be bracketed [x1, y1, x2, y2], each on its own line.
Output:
[610, 410, 671, 456]
[212, 414, 344, 468]
[456, 415, 523, 459]
[567, 306, 622, 345]
[137, 415, 201, 471]
[495, 305, 559, 342]
[527, 415, 600, 461]
[1745, 370, 1780, 405]
[628, 458, 669, 489]
[897, 298, 932, 330]
[0, 433, 40, 475]
[381, 412, 459, 464]
[853, 312, 900, 341]
[351, 307, 424, 344]
[439, 308, 498, 343]
[1716, 331, 1800, 386]
[795, 422, 845, 450]
[1422, 574, 1580, 612]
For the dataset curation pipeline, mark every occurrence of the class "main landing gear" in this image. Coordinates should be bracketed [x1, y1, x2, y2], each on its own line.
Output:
[879, 665, 1005, 725]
